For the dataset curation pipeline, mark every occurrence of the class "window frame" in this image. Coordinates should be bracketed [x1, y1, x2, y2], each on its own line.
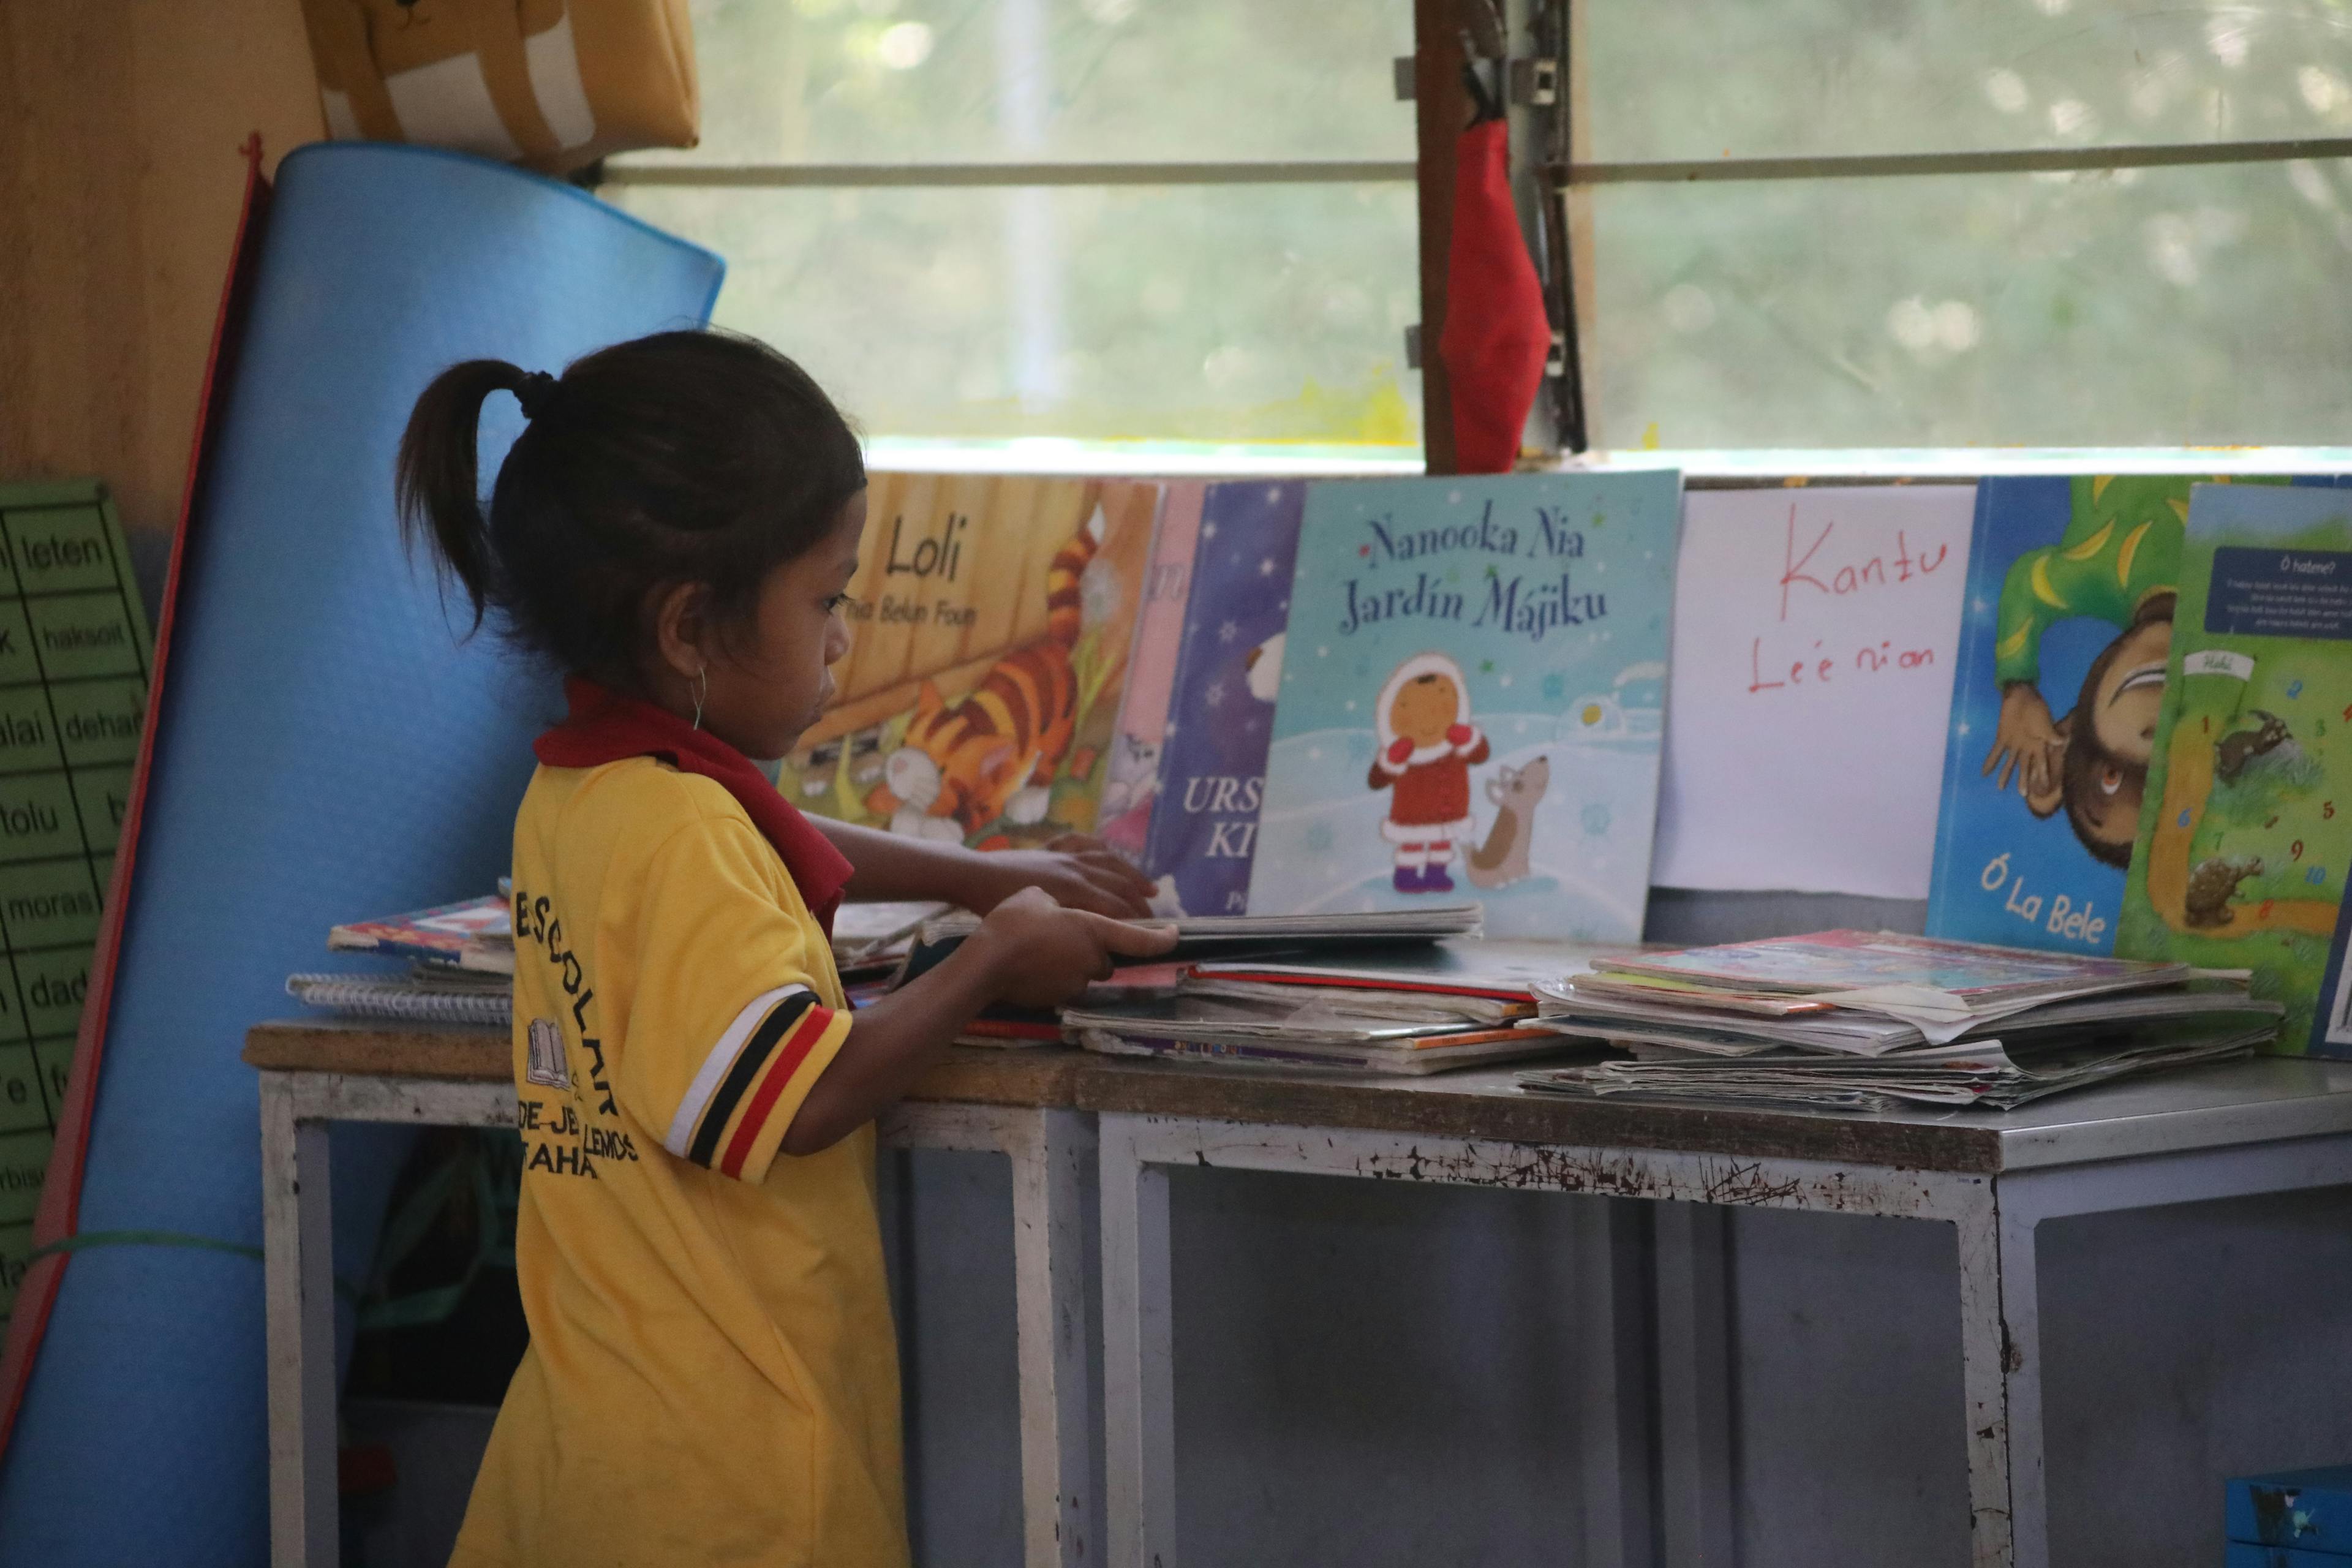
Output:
[608, 0, 2352, 472]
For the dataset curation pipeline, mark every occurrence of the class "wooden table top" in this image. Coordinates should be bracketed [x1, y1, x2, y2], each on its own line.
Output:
[243, 1019, 2352, 1175]
[240, 1018, 1089, 1109]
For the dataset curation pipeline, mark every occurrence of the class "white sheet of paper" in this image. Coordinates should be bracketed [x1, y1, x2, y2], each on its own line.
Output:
[1653, 486, 1977, 897]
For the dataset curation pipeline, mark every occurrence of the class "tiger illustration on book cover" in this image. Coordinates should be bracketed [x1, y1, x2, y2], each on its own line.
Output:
[777, 473, 1163, 850]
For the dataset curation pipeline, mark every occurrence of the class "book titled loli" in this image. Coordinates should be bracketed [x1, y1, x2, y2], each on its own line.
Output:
[778, 473, 1163, 850]
[1246, 471, 1683, 941]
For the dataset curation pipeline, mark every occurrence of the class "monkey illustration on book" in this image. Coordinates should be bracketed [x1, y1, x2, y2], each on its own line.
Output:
[1980, 475, 2191, 869]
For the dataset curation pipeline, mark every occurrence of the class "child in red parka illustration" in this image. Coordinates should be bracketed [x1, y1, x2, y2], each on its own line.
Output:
[1369, 652, 1490, 893]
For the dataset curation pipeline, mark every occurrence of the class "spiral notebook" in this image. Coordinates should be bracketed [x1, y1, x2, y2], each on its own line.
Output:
[286, 972, 512, 1027]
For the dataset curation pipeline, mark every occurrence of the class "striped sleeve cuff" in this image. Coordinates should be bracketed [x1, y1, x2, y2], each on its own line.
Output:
[663, 984, 852, 1181]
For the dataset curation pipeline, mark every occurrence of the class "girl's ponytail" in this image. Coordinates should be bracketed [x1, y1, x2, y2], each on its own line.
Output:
[396, 358, 533, 625]
[398, 330, 864, 688]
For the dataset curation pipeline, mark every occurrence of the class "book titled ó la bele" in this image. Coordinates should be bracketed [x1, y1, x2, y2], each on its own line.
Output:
[2115, 482, 2352, 1055]
[1245, 471, 1684, 941]
[1928, 475, 2334, 959]
[1137, 481, 1308, 915]
[777, 473, 1163, 850]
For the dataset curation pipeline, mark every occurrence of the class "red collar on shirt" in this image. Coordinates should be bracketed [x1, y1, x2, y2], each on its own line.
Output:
[533, 676, 853, 936]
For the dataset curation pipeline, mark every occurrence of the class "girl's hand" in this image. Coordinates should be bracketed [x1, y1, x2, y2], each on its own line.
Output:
[962, 832, 1156, 918]
[969, 888, 1178, 1009]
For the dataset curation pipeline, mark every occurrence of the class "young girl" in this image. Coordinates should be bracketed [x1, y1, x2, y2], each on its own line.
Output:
[401, 330, 1175, 1567]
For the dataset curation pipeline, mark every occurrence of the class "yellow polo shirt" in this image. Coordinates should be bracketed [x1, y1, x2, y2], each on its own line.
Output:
[451, 757, 908, 1568]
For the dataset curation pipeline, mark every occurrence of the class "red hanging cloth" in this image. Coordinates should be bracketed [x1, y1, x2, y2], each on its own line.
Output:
[1440, 116, 1551, 473]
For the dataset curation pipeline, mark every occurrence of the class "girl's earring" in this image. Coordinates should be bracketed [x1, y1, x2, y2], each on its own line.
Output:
[692, 668, 708, 732]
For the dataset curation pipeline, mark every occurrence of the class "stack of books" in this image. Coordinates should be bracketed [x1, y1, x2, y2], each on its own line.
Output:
[1047, 921, 1602, 1076]
[288, 894, 953, 1027]
[1518, 930, 2279, 1112]
[287, 892, 516, 1026]
[897, 905, 1492, 1052]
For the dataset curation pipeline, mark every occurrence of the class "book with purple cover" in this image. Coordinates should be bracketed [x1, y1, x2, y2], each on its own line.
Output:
[1137, 481, 1308, 914]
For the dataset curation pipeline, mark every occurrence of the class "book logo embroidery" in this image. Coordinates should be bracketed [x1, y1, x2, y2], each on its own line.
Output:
[525, 1017, 571, 1091]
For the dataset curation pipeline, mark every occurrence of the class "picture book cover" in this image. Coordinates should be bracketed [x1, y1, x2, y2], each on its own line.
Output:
[2126, 484, 2352, 1062]
[1137, 481, 1308, 915]
[778, 473, 1163, 848]
[328, 892, 511, 960]
[1099, 482, 1202, 858]
[1245, 471, 1683, 941]
[1928, 475, 2330, 956]
[2117, 482, 2352, 1054]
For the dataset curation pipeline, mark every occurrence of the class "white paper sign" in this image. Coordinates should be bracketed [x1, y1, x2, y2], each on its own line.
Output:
[1653, 486, 1977, 897]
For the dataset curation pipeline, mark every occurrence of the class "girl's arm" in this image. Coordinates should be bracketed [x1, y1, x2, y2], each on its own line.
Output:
[780, 889, 1176, 1155]
[813, 817, 1155, 918]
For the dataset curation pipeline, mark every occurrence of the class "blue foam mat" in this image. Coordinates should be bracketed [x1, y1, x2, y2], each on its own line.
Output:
[0, 141, 722, 1566]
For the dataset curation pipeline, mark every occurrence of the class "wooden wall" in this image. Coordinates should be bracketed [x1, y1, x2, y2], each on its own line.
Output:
[0, 0, 323, 611]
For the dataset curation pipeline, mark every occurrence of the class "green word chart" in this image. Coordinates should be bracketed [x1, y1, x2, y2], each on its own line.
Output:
[0, 480, 153, 1321]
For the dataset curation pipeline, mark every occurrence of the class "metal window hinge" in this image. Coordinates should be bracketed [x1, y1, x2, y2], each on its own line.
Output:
[1509, 57, 1559, 107]
[1544, 329, 1568, 379]
[1398, 51, 1555, 106]
[1405, 324, 1423, 371]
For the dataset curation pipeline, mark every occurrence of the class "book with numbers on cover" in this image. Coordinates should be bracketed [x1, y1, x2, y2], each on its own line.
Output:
[2108, 482, 2352, 1055]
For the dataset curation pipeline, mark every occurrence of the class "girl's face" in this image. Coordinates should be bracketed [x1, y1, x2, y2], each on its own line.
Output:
[669, 491, 866, 760]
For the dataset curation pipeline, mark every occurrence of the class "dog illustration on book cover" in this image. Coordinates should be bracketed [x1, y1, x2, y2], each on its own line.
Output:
[1467, 755, 1551, 889]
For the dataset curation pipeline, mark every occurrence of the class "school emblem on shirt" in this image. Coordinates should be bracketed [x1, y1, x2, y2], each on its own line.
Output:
[524, 1017, 572, 1090]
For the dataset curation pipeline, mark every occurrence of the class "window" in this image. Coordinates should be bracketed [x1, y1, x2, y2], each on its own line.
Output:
[603, 0, 1423, 462]
[1577, 0, 2352, 450]
[610, 1, 2352, 461]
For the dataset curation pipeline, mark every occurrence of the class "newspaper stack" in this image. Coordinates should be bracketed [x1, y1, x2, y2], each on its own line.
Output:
[1517, 930, 2278, 1112]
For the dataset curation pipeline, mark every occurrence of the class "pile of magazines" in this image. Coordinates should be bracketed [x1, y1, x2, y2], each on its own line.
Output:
[1518, 930, 2278, 1112]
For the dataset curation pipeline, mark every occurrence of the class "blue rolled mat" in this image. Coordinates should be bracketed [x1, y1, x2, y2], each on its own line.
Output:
[0, 141, 722, 1566]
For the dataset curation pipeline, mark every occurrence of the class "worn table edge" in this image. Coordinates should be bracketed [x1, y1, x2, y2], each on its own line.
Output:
[243, 1021, 2352, 1175]
[242, 1019, 1090, 1107]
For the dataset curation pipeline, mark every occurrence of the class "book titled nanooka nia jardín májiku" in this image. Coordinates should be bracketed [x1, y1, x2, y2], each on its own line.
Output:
[1246, 471, 1684, 941]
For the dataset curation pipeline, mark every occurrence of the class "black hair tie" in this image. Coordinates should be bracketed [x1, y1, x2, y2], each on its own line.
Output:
[515, 371, 560, 420]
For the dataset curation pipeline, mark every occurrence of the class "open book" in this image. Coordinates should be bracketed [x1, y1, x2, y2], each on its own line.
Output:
[917, 903, 1482, 965]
